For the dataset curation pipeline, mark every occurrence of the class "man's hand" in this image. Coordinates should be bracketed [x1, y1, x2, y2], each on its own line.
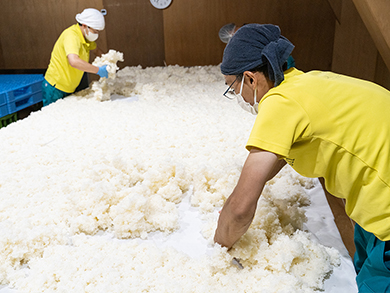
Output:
[214, 148, 282, 249]
[97, 65, 109, 78]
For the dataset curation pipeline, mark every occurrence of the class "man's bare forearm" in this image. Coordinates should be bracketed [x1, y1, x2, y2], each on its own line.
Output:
[214, 149, 280, 249]
[214, 192, 256, 249]
[67, 54, 99, 74]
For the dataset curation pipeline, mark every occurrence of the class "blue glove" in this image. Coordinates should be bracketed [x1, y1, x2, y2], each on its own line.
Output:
[97, 65, 109, 78]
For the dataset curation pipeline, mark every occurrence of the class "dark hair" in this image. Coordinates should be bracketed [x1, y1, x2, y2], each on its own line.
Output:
[236, 61, 287, 82]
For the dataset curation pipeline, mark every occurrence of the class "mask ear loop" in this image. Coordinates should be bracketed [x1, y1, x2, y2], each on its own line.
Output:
[238, 74, 245, 95]
[253, 88, 259, 113]
[82, 25, 89, 38]
[252, 75, 258, 104]
[87, 27, 94, 37]
[243, 73, 259, 108]
[238, 74, 259, 115]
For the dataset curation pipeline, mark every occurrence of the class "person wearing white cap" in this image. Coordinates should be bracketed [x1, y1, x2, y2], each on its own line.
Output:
[42, 8, 108, 106]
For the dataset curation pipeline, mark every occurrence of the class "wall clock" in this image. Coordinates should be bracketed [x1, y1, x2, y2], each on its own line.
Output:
[150, 0, 172, 9]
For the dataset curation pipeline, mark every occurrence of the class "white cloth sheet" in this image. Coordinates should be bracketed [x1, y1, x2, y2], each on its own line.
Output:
[0, 95, 358, 292]
[0, 180, 358, 293]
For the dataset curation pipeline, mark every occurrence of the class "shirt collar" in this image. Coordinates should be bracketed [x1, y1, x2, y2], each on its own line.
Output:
[75, 24, 94, 49]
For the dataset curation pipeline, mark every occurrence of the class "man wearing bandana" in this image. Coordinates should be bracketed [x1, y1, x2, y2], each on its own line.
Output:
[214, 23, 390, 292]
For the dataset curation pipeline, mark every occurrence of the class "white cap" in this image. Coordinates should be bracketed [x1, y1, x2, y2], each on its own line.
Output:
[75, 8, 105, 30]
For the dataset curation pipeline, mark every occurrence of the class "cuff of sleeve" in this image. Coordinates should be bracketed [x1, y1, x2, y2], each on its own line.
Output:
[246, 138, 289, 158]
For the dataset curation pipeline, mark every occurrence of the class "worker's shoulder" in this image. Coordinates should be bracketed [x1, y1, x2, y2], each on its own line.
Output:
[61, 24, 82, 40]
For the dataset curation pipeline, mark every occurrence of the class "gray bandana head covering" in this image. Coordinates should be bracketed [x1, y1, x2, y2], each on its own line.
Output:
[220, 24, 294, 87]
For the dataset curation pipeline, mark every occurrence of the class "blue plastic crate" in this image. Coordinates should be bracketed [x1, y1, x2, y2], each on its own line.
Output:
[0, 93, 6, 106]
[7, 92, 43, 114]
[0, 74, 44, 117]
[0, 104, 9, 118]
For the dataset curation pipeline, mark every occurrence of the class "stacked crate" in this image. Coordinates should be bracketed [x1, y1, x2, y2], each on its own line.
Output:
[0, 74, 44, 129]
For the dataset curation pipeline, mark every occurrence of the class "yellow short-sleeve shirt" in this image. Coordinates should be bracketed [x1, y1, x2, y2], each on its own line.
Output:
[247, 68, 390, 241]
[45, 24, 96, 93]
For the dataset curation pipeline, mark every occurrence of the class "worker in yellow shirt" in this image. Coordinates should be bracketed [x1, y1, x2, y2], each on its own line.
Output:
[214, 23, 390, 292]
[42, 8, 108, 106]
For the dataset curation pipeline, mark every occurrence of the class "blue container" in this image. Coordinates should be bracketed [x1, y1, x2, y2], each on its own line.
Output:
[0, 74, 44, 118]
[0, 92, 6, 106]
[0, 87, 7, 117]
[0, 104, 8, 118]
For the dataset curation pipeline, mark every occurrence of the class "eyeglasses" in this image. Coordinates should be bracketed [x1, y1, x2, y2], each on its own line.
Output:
[88, 26, 99, 34]
[223, 75, 239, 100]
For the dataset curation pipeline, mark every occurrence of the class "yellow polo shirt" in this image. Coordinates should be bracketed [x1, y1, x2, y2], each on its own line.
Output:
[45, 24, 96, 93]
[247, 68, 390, 241]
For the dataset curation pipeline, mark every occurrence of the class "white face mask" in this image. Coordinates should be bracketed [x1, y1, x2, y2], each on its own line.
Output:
[85, 27, 99, 42]
[236, 75, 258, 115]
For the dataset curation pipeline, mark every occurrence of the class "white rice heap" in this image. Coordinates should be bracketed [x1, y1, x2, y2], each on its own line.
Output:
[87, 49, 124, 102]
[0, 51, 340, 292]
